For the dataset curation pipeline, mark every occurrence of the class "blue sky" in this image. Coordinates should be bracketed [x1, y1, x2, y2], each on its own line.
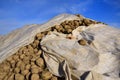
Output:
[0, 0, 120, 35]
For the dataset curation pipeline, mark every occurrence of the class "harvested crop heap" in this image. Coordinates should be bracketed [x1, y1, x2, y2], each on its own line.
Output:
[0, 15, 102, 80]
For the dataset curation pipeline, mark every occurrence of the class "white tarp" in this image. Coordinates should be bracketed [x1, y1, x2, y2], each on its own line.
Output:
[41, 24, 120, 80]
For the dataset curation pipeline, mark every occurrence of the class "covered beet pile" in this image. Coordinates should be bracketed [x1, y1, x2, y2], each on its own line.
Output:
[0, 14, 119, 80]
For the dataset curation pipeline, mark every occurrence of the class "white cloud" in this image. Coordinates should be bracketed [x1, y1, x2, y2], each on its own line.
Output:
[103, 0, 120, 8]
[15, 0, 21, 3]
[0, 0, 94, 34]
[29, 0, 93, 18]
[116, 12, 120, 17]
[0, 18, 46, 35]
[10, 0, 47, 6]
[0, 19, 21, 34]
[108, 22, 120, 28]
[55, 0, 93, 14]
[10, 0, 23, 3]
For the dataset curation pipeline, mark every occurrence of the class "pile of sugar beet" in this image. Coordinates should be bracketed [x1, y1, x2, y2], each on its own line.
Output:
[0, 14, 102, 80]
